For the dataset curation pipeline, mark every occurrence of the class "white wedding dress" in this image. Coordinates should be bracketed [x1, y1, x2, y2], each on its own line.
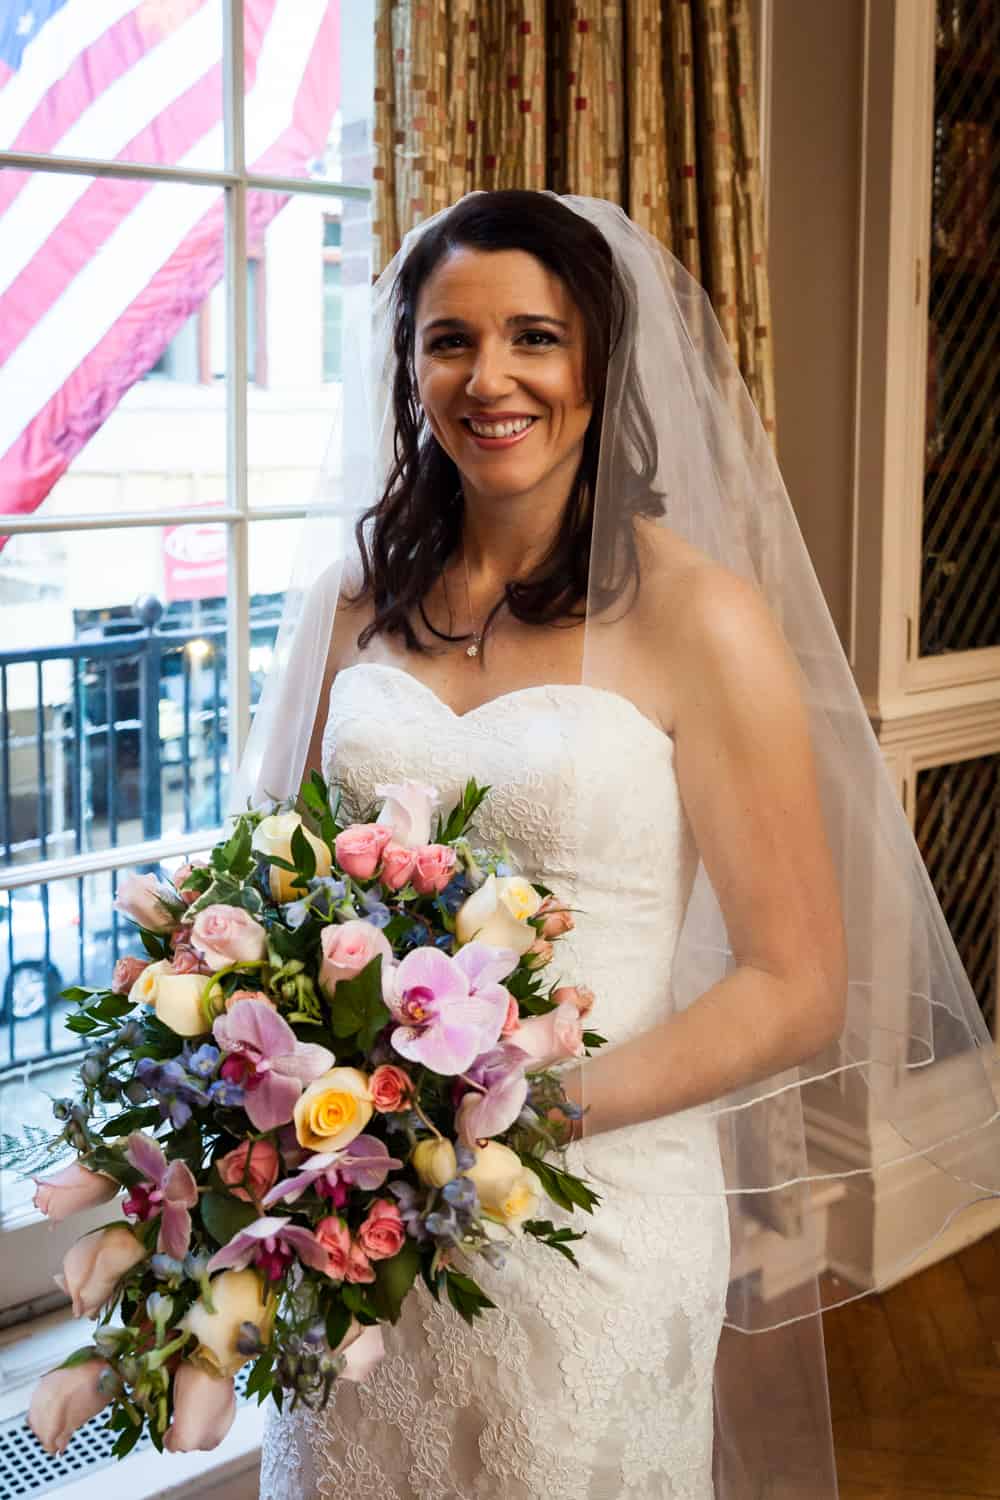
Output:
[259, 661, 731, 1500]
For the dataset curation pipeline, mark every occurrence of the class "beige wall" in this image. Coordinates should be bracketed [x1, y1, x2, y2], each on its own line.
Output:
[765, 0, 866, 655]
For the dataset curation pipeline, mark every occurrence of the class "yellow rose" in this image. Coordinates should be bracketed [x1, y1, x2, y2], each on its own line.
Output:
[454, 874, 543, 954]
[462, 1141, 524, 1211]
[252, 812, 332, 903]
[181, 1269, 274, 1379]
[411, 1138, 458, 1188]
[154, 973, 212, 1036]
[293, 1067, 373, 1152]
[128, 958, 171, 1008]
[493, 1168, 542, 1232]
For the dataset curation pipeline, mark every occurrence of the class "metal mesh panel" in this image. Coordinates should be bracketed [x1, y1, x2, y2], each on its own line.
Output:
[921, 0, 1000, 656]
[915, 751, 1000, 1035]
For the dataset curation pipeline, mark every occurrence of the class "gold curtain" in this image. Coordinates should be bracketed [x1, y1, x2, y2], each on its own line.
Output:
[373, 0, 775, 435]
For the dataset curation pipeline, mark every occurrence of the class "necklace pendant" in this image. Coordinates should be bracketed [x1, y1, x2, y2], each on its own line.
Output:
[466, 641, 479, 658]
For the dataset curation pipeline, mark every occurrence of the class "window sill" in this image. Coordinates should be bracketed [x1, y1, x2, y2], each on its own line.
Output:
[0, 1306, 264, 1498]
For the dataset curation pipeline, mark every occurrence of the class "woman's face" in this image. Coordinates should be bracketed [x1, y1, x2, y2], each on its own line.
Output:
[413, 247, 593, 507]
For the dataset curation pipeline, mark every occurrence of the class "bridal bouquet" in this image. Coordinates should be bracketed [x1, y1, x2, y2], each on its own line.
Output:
[25, 774, 602, 1459]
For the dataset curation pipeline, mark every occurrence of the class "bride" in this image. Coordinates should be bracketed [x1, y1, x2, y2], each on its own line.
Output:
[250, 190, 995, 1500]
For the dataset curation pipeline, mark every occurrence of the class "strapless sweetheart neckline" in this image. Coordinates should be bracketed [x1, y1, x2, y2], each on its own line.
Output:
[335, 659, 675, 755]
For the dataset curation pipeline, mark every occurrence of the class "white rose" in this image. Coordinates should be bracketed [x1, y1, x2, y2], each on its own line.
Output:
[129, 957, 172, 1008]
[462, 1141, 524, 1211]
[181, 1269, 274, 1379]
[411, 1138, 458, 1188]
[154, 973, 213, 1036]
[455, 874, 543, 954]
[252, 812, 332, 903]
[374, 781, 440, 849]
[491, 1168, 542, 1232]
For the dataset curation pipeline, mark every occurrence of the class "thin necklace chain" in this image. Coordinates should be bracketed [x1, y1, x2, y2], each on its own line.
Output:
[461, 542, 482, 659]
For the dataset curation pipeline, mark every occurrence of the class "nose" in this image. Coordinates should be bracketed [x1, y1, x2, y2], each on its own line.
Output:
[465, 340, 515, 402]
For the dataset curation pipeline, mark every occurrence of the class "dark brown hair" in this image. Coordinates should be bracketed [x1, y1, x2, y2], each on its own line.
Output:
[350, 190, 662, 654]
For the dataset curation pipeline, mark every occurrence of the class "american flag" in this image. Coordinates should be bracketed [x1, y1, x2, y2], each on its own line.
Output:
[0, 0, 341, 527]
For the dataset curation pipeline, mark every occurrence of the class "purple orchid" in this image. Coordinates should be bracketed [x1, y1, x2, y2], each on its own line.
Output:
[123, 1133, 199, 1260]
[263, 1134, 402, 1209]
[212, 1000, 334, 1131]
[455, 1043, 529, 1146]
[383, 942, 516, 1075]
[205, 1215, 331, 1281]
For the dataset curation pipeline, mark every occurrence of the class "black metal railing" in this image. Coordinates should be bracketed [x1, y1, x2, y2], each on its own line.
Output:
[0, 606, 279, 1075]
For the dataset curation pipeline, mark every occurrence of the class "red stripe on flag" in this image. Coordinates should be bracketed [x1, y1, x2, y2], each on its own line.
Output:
[0, 2, 341, 533]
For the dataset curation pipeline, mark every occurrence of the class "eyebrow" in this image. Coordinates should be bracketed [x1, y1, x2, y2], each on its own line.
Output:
[420, 313, 569, 333]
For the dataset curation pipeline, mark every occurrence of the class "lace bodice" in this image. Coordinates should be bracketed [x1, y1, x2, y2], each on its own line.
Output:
[260, 662, 730, 1500]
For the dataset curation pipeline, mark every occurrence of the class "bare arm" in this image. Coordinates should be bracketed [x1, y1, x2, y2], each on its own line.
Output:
[563, 567, 848, 1137]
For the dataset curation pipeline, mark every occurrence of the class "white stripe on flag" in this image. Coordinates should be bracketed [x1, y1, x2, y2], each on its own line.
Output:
[0, 5, 223, 300]
[0, 0, 328, 455]
[0, 0, 143, 147]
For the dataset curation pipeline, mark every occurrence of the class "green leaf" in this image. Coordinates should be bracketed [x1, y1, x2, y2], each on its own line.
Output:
[272, 1385, 284, 1414]
[444, 1269, 496, 1323]
[372, 1237, 420, 1324]
[100, 1106, 161, 1137]
[290, 824, 317, 881]
[582, 1029, 607, 1050]
[59, 1344, 98, 1369]
[112, 1421, 145, 1460]
[324, 1299, 352, 1352]
[519, 1155, 601, 1215]
[200, 1191, 259, 1248]
[140, 930, 167, 961]
[62, 986, 99, 1004]
[220, 819, 254, 880]
[245, 1350, 275, 1402]
[327, 956, 389, 1049]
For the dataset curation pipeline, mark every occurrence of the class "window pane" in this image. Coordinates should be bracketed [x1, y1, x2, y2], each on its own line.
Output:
[0, 527, 238, 871]
[0, 171, 225, 522]
[242, 0, 373, 188]
[0, 2, 225, 168]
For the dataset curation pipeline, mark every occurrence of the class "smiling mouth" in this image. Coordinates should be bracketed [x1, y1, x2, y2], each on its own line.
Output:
[461, 415, 539, 443]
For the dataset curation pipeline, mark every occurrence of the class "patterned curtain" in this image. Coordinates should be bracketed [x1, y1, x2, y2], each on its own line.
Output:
[373, 0, 775, 435]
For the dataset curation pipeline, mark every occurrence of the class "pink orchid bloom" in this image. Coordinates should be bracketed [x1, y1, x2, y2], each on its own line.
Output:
[205, 1215, 332, 1282]
[263, 1135, 403, 1209]
[123, 1133, 199, 1260]
[212, 1000, 334, 1131]
[455, 1044, 529, 1146]
[383, 942, 516, 1076]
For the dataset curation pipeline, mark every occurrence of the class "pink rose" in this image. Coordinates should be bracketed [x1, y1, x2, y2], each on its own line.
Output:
[33, 1162, 119, 1221]
[172, 861, 209, 906]
[111, 956, 149, 995]
[164, 1363, 237, 1453]
[29, 1360, 114, 1455]
[216, 1139, 280, 1204]
[171, 941, 212, 976]
[370, 1064, 412, 1113]
[190, 904, 267, 971]
[357, 1199, 406, 1261]
[334, 823, 391, 880]
[379, 841, 417, 891]
[552, 984, 594, 1018]
[224, 987, 275, 1011]
[509, 1003, 585, 1072]
[346, 1239, 375, 1284]
[318, 919, 393, 998]
[536, 895, 575, 939]
[525, 937, 554, 969]
[58, 1225, 146, 1319]
[500, 994, 521, 1037]
[114, 872, 180, 933]
[314, 1215, 351, 1280]
[411, 844, 457, 896]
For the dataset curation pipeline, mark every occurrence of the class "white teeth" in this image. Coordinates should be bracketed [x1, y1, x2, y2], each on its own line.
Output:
[467, 416, 535, 438]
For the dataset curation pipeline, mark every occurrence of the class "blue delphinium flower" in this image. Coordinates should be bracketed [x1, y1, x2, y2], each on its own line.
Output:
[135, 1054, 211, 1128]
[208, 1077, 245, 1107]
[183, 1043, 220, 1080]
[283, 898, 311, 930]
[438, 875, 471, 916]
[359, 888, 391, 929]
[389, 1181, 431, 1243]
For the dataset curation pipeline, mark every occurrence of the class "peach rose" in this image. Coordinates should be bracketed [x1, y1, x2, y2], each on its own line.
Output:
[357, 1199, 406, 1261]
[318, 919, 392, 998]
[525, 937, 554, 969]
[163, 1363, 237, 1453]
[172, 860, 209, 906]
[33, 1162, 118, 1222]
[509, 1003, 585, 1072]
[536, 895, 575, 939]
[170, 941, 211, 976]
[216, 1139, 280, 1204]
[379, 841, 417, 891]
[334, 823, 391, 880]
[346, 1239, 375, 1284]
[114, 872, 180, 933]
[111, 956, 148, 995]
[314, 1215, 351, 1280]
[369, 1064, 412, 1113]
[29, 1360, 114, 1455]
[410, 844, 457, 897]
[190, 904, 267, 971]
[224, 987, 276, 1011]
[58, 1226, 146, 1319]
[552, 984, 594, 1018]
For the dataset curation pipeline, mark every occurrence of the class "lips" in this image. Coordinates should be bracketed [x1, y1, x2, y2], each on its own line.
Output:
[460, 415, 540, 449]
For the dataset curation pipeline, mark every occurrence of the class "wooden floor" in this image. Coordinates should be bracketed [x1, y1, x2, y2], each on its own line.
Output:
[824, 1227, 1000, 1498]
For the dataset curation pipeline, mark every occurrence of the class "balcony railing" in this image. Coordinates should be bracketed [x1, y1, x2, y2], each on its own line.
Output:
[0, 604, 280, 1075]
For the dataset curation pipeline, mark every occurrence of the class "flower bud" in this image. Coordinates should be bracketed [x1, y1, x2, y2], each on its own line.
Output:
[411, 1137, 458, 1188]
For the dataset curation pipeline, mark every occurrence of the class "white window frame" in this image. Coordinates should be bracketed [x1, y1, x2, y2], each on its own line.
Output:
[0, 1, 372, 1317]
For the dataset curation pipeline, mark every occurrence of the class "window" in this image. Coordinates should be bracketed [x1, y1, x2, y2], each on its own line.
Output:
[0, 1, 374, 1314]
